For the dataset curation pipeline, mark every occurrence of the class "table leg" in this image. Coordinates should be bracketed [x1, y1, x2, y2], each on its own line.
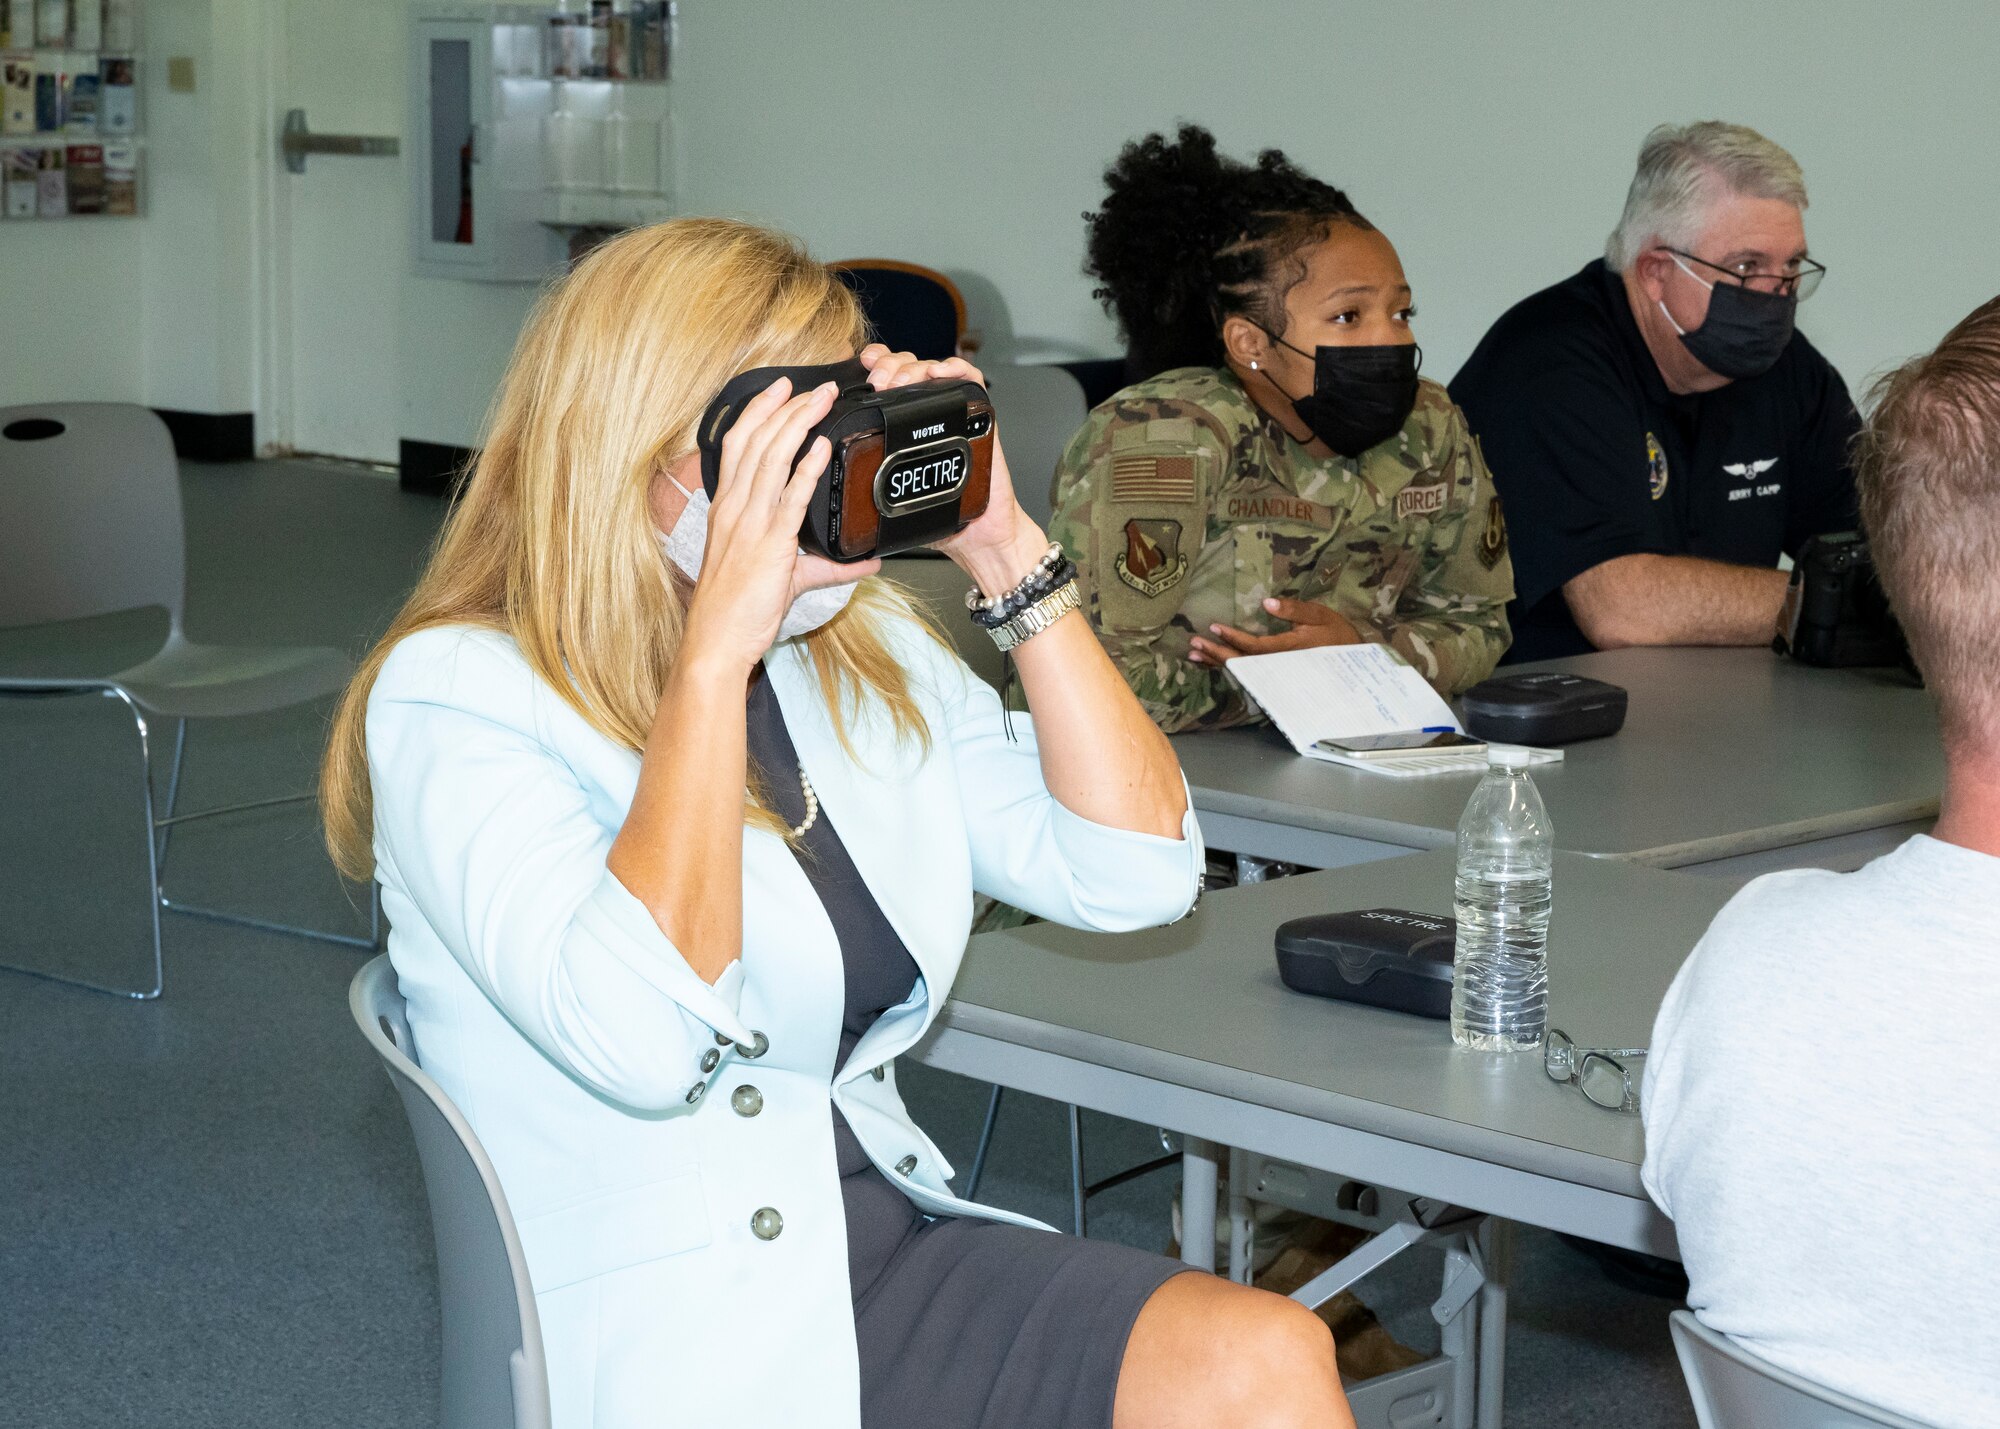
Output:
[1226, 1146, 1255, 1284]
[1234, 854, 1284, 884]
[1180, 1139, 1221, 1272]
[1438, 1241, 1480, 1429]
[1476, 1219, 1514, 1429]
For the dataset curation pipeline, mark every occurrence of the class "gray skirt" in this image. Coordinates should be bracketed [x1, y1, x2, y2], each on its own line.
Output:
[844, 1159, 1190, 1429]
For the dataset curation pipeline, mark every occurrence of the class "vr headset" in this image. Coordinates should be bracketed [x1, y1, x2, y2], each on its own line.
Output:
[1773, 530, 1915, 673]
[696, 358, 994, 562]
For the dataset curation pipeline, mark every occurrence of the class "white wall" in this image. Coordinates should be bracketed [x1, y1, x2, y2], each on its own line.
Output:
[396, 0, 2000, 449]
[2, 224, 146, 403]
[0, 0, 244, 415]
[14, 0, 1999, 452]
[663, 0, 1997, 386]
[138, 0, 228, 415]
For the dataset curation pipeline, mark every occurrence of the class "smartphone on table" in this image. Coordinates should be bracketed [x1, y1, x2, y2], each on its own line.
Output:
[1312, 730, 1487, 760]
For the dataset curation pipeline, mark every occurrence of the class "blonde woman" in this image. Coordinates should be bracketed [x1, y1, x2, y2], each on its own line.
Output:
[323, 219, 1353, 1429]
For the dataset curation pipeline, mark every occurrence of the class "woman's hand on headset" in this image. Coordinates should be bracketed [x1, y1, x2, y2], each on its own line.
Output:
[859, 343, 1049, 600]
[680, 374, 881, 675]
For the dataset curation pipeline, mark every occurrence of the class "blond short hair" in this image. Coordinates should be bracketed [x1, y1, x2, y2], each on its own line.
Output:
[1605, 121, 1808, 271]
[1856, 296, 2000, 748]
[322, 219, 932, 879]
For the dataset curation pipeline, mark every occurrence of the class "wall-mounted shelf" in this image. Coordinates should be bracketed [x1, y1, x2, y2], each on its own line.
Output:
[538, 190, 671, 229]
[0, 131, 140, 147]
[411, 4, 679, 282]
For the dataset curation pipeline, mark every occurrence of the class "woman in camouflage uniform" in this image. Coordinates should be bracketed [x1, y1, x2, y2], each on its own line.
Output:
[1051, 126, 1514, 733]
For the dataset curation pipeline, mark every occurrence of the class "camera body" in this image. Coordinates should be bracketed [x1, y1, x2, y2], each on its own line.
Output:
[697, 358, 994, 562]
[1774, 531, 1911, 670]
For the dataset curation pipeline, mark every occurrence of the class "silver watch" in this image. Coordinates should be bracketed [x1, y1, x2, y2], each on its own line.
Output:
[988, 579, 1081, 651]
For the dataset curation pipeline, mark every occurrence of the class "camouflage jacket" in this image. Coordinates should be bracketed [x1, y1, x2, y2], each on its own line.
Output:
[1048, 367, 1514, 733]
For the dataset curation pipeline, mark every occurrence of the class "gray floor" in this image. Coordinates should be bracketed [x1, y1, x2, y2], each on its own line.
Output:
[0, 458, 1695, 1426]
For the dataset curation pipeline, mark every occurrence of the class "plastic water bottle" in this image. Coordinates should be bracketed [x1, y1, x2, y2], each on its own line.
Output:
[1451, 746, 1553, 1052]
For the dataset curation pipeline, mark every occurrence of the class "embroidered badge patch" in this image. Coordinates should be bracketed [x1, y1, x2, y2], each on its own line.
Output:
[1111, 454, 1197, 503]
[1115, 517, 1190, 597]
[1394, 481, 1448, 521]
[1478, 495, 1508, 570]
[1646, 433, 1669, 501]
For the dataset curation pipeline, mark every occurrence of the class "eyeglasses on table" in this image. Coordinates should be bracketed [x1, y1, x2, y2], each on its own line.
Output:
[1544, 1028, 1648, 1114]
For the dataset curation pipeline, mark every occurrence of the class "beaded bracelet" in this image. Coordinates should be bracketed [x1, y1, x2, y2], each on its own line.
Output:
[971, 558, 1076, 630]
[963, 542, 1064, 619]
[964, 542, 1066, 628]
[967, 551, 1077, 631]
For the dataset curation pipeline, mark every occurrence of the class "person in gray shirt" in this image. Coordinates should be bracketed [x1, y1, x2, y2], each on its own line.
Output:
[1642, 295, 2000, 1429]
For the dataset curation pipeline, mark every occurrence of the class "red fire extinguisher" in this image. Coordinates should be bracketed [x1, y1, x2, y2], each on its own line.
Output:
[454, 137, 473, 244]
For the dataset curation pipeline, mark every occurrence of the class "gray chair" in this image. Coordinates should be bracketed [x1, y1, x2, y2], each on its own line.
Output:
[1669, 1310, 1933, 1429]
[0, 402, 371, 999]
[981, 363, 1088, 532]
[351, 954, 552, 1429]
[961, 1093, 1178, 1240]
[876, 551, 1005, 689]
[877, 364, 1090, 693]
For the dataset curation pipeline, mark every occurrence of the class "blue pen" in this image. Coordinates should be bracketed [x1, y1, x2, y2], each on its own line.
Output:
[1421, 725, 1457, 733]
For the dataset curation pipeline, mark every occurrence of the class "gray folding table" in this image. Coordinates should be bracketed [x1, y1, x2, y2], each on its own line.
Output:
[1178, 647, 1941, 877]
[914, 850, 1738, 1429]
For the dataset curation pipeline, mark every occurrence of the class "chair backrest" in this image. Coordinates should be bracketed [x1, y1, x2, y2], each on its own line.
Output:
[0, 402, 186, 633]
[981, 364, 1088, 531]
[878, 550, 1004, 690]
[1056, 356, 1133, 411]
[350, 955, 552, 1429]
[832, 259, 967, 360]
[1669, 1311, 1932, 1429]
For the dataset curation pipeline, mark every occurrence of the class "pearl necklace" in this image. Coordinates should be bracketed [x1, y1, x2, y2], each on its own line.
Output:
[788, 763, 819, 839]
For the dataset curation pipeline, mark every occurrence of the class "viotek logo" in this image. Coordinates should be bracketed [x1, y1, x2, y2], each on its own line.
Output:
[876, 440, 971, 514]
[912, 423, 946, 439]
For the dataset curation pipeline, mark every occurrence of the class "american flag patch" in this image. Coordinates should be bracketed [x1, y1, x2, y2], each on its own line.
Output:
[1111, 454, 1197, 503]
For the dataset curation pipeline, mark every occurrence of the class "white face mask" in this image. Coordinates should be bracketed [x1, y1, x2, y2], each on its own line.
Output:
[660, 474, 859, 645]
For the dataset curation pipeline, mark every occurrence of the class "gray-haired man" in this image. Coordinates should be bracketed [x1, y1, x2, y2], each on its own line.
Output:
[1451, 122, 1860, 662]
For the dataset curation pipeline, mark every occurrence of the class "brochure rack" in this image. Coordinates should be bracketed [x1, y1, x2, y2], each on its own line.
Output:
[1, 0, 142, 219]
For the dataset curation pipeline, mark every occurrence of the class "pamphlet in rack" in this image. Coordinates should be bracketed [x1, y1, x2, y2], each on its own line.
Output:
[4, 149, 36, 215]
[99, 56, 134, 133]
[2, 57, 31, 134]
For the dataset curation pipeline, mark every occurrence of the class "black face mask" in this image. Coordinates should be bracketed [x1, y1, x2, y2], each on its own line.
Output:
[1260, 331, 1421, 457]
[1663, 260, 1797, 380]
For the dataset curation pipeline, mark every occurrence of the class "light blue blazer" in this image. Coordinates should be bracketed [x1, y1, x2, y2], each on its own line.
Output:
[364, 609, 1203, 1429]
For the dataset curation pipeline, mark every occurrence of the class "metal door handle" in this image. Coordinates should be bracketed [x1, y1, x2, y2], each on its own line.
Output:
[282, 108, 401, 174]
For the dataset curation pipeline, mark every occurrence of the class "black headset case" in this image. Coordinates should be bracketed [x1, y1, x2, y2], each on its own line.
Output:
[1459, 672, 1628, 745]
[1274, 908, 1456, 1020]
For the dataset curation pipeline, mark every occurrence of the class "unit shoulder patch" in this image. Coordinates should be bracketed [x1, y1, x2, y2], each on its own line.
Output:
[1115, 517, 1190, 597]
[1646, 432, 1669, 501]
[1478, 495, 1508, 570]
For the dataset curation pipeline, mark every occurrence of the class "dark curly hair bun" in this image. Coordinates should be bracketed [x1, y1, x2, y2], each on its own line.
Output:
[1084, 124, 1368, 382]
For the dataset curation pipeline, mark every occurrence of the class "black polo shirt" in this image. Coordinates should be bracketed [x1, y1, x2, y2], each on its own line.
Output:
[1448, 259, 1860, 663]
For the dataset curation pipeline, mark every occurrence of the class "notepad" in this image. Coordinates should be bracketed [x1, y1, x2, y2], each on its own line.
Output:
[1226, 645, 1561, 776]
